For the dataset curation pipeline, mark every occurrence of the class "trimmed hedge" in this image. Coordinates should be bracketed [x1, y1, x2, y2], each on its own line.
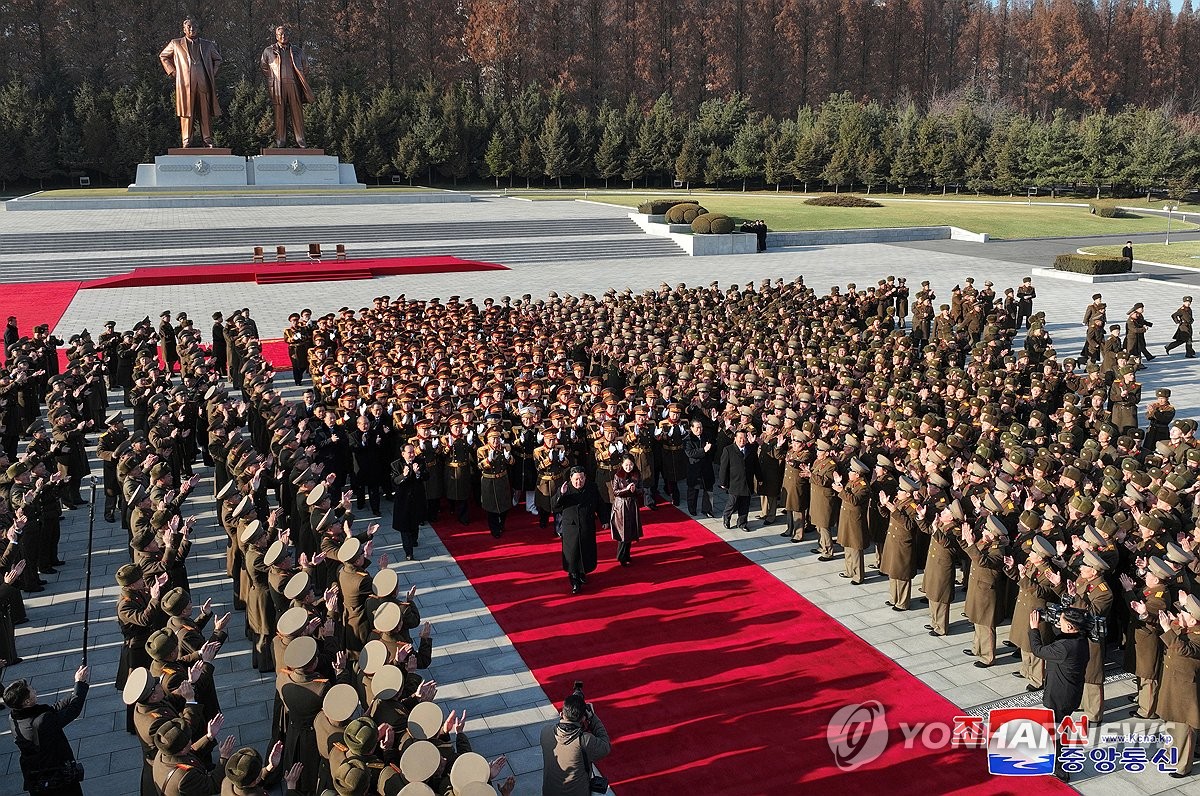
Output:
[637, 198, 693, 214]
[691, 212, 735, 234]
[804, 194, 882, 208]
[1053, 253, 1131, 275]
[1089, 205, 1126, 218]
[665, 202, 708, 223]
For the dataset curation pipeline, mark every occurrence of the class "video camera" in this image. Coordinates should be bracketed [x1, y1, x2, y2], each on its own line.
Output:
[568, 680, 594, 725]
[1042, 598, 1107, 644]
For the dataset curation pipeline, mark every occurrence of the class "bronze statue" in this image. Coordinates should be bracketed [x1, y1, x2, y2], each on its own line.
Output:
[260, 25, 314, 148]
[159, 18, 223, 148]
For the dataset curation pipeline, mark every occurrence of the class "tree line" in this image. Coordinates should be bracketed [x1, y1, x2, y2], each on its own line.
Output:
[0, 79, 1195, 198]
[3, 0, 1200, 119]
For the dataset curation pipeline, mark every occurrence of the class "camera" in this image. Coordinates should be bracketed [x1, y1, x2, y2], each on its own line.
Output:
[573, 680, 584, 695]
[1042, 598, 1107, 643]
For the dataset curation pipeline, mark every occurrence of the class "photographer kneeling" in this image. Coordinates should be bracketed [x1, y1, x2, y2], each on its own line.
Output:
[541, 684, 611, 796]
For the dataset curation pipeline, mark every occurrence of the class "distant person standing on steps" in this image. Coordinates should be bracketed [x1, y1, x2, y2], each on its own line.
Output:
[1166, 296, 1196, 358]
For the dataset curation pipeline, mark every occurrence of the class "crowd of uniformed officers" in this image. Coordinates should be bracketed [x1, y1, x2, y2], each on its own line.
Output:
[3, 272, 1200, 789]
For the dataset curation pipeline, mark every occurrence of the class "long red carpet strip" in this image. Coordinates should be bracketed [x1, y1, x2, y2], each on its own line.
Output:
[0, 280, 81, 358]
[435, 507, 1070, 794]
[79, 254, 507, 289]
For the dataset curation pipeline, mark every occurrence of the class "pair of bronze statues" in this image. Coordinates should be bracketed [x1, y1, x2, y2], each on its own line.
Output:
[159, 19, 314, 149]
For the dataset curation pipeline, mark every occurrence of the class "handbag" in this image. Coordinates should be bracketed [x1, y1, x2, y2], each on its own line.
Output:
[578, 731, 609, 794]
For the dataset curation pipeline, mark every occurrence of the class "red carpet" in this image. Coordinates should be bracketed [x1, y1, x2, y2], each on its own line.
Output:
[435, 507, 1070, 795]
[79, 255, 507, 289]
[0, 280, 81, 358]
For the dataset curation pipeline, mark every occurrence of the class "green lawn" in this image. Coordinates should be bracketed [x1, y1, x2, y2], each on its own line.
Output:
[24, 186, 441, 198]
[1083, 242, 1200, 268]
[550, 192, 1196, 240]
[507, 187, 1200, 210]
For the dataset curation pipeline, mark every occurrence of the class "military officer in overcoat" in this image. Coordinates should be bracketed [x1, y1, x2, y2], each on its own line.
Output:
[1157, 594, 1200, 778]
[1121, 557, 1173, 719]
[879, 476, 923, 611]
[1166, 296, 1196, 358]
[962, 515, 1008, 667]
[833, 458, 870, 585]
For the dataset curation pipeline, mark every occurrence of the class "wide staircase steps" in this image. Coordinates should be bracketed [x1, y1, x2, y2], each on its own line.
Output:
[254, 268, 373, 285]
[0, 211, 687, 283]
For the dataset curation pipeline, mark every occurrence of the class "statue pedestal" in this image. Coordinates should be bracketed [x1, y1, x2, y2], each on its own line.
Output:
[261, 147, 326, 156]
[130, 152, 364, 190]
[248, 153, 362, 187]
[133, 154, 248, 188]
[167, 147, 234, 155]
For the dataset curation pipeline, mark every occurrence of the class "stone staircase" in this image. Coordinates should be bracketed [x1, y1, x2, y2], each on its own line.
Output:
[0, 216, 684, 283]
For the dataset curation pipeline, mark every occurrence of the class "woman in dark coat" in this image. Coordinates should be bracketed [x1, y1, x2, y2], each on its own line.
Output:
[610, 456, 644, 566]
[390, 444, 429, 561]
[552, 467, 599, 594]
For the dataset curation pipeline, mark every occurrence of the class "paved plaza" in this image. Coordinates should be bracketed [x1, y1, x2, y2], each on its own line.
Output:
[4, 196, 1200, 794]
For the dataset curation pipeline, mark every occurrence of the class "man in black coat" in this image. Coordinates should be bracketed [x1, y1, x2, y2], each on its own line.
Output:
[717, 427, 758, 531]
[210, 312, 226, 376]
[390, 443, 429, 561]
[552, 467, 599, 594]
[349, 414, 384, 515]
[683, 418, 715, 517]
[1028, 607, 1090, 782]
[5, 664, 89, 795]
[3, 316, 17, 354]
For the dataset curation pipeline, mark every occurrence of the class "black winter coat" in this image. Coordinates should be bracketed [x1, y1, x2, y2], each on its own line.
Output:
[717, 443, 758, 496]
[553, 482, 600, 576]
[1029, 629, 1090, 718]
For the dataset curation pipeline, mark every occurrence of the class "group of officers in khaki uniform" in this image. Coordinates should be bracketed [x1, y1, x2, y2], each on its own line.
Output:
[5, 272, 1200, 788]
[267, 279, 1200, 778]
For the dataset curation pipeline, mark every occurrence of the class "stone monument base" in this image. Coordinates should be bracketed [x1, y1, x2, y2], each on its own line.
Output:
[131, 151, 364, 189]
[134, 154, 248, 188]
[261, 147, 325, 156]
[248, 153, 361, 187]
[167, 147, 233, 155]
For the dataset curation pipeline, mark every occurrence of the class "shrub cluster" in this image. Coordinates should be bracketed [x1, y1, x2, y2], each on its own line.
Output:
[691, 213, 735, 234]
[1053, 253, 1131, 274]
[803, 194, 883, 208]
[1089, 205, 1127, 218]
[637, 199, 692, 214]
[664, 202, 708, 223]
